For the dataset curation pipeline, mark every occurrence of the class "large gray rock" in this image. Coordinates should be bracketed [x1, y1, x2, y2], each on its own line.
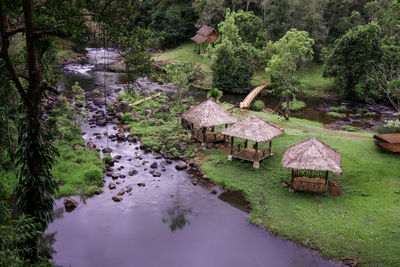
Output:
[64, 197, 78, 212]
[112, 195, 123, 202]
[175, 163, 187, 170]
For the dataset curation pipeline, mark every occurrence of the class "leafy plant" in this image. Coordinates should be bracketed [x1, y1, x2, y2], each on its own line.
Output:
[327, 112, 347, 119]
[282, 100, 306, 112]
[376, 119, 400, 133]
[252, 100, 265, 111]
[207, 88, 223, 102]
[330, 105, 346, 112]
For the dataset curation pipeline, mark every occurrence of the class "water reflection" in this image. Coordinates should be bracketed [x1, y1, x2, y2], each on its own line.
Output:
[161, 202, 192, 232]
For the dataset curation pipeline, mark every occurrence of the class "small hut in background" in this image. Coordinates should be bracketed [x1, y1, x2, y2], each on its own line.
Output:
[191, 25, 218, 54]
[181, 99, 237, 145]
[222, 114, 284, 168]
[281, 138, 342, 193]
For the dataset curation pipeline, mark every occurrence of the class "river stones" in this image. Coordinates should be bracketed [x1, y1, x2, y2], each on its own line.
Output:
[114, 155, 122, 160]
[93, 97, 106, 106]
[96, 119, 106, 126]
[112, 195, 123, 202]
[109, 182, 116, 189]
[117, 132, 126, 141]
[117, 189, 125, 196]
[137, 183, 146, 187]
[150, 162, 158, 169]
[102, 147, 113, 153]
[85, 142, 96, 150]
[210, 187, 218, 194]
[128, 169, 138, 176]
[111, 173, 118, 180]
[64, 197, 79, 212]
[93, 189, 101, 195]
[165, 159, 172, 164]
[119, 174, 126, 178]
[154, 154, 162, 159]
[125, 186, 132, 193]
[175, 163, 187, 170]
[152, 172, 161, 177]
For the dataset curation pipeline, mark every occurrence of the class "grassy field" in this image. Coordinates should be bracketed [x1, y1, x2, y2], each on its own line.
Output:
[154, 42, 335, 95]
[197, 108, 400, 266]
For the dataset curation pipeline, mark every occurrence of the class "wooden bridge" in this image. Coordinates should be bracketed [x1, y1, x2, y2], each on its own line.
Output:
[240, 83, 269, 110]
[374, 133, 400, 153]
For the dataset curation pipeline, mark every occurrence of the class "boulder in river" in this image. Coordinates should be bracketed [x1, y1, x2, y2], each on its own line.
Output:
[150, 162, 158, 169]
[64, 197, 79, 212]
[96, 119, 106, 126]
[112, 195, 123, 202]
[128, 169, 138, 176]
[137, 183, 146, 187]
[93, 97, 106, 106]
[114, 101, 131, 114]
[117, 189, 126, 196]
[125, 186, 132, 193]
[109, 182, 116, 189]
[152, 172, 161, 177]
[93, 189, 101, 195]
[175, 163, 187, 170]
[102, 147, 113, 153]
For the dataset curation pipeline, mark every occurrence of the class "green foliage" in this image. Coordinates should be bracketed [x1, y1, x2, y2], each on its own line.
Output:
[206, 88, 223, 102]
[230, 10, 262, 44]
[84, 168, 103, 183]
[252, 100, 265, 111]
[282, 100, 306, 112]
[266, 29, 314, 110]
[376, 119, 400, 134]
[340, 125, 359, 132]
[366, 0, 400, 43]
[323, 23, 382, 101]
[330, 105, 346, 112]
[211, 10, 255, 93]
[327, 112, 347, 119]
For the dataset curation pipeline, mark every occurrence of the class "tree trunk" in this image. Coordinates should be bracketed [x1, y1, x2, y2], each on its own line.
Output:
[285, 95, 290, 120]
[5, 108, 15, 161]
[23, 0, 42, 179]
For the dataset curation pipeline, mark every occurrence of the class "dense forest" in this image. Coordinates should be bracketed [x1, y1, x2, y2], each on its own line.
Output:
[0, 0, 399, 266]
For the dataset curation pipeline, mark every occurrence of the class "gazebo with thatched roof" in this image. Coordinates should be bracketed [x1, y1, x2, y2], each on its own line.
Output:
[221, 114, 284, 168]
[281, 137, 342, 193]
[181, 99, 238, 145]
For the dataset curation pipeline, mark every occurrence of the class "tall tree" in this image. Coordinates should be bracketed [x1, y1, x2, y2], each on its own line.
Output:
[323, 23, 382, 100]
[265, 28, 314, 117]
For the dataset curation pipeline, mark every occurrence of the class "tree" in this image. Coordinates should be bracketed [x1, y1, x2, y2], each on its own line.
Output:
[230, 10, 262, 44]
[210, 10, 255, 93]
[323, 23, 382, 100]
[207, 88, 223, 102]
[366, 0, 400, 43]
[265, 29, 314, 118]
[368, 44, 400, 113]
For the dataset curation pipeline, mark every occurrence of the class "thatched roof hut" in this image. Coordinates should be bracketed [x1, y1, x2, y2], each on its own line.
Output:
[191, 25, 218, 44]
[281, 138, 342, 175]
[181, 99, 237, 144]
[182, 99, 237, 128]
[222, 114, 284, 168]
[221, 114, 284, 142]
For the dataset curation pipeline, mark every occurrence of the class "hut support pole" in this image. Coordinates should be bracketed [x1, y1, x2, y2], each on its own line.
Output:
[325, 171, 329, 192]
[202, 127, 206, 146]
[268, 141, 272, 154]
[224, 124, 228, 141]
[253, 142, 259, 168]
[228, 137, 234, 161]
[244, 140, 248, 148]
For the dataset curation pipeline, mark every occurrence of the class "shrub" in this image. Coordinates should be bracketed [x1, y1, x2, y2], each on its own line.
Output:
[341, 125, 359, 132]
[327, 112, 347, 119]
[330, 105, 346, 112]
[282, 100, 306, 112]
[102, 155, 112, 164]
[252, 100, 265, 111]
[366, 112, 376, 116]
[207, 88, 223, 102]
[84, 168, 103, 182]
[121, 113, 132, 123]
[376, 119, 400, 134]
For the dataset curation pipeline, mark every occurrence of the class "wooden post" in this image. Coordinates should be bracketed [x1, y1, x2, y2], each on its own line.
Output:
[224, 124, 228, 141]
[244, 140, 248, 148]
[254, 142, 258, 161]
[228, 136, 234, 161]
[202, 127, 206, 145]
[269, 141, 272, 154]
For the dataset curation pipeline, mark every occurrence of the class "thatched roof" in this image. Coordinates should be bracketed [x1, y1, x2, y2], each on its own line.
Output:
[221, 114, 284, 142]
[281, 138, 342, 175]
[181, 99, 238, 128]
[191, 25, 218, 44]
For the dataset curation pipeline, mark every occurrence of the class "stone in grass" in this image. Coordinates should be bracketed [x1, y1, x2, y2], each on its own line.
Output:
[64, 197, 78, 212]
[175, 163, 187, 170]
[112, 195, 123, 202]
[109, 182, 116, 189]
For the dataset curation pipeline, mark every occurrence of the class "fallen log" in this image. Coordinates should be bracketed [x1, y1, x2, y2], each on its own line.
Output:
[129, 92, 161, 107]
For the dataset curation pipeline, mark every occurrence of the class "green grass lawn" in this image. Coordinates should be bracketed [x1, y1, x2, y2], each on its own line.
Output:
[197, 108, 400, 266]
[155, 43, 335, 96]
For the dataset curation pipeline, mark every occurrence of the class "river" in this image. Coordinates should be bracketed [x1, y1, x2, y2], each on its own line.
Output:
[45, 48, 342, 267]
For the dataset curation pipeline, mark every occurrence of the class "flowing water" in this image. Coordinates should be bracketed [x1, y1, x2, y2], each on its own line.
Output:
[45, 48, 343, 267]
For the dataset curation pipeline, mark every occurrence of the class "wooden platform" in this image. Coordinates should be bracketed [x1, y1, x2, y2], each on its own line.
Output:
[192, 131, 226, 144]
[232, 148, 271, 162]
[374, 133, 400, 153]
